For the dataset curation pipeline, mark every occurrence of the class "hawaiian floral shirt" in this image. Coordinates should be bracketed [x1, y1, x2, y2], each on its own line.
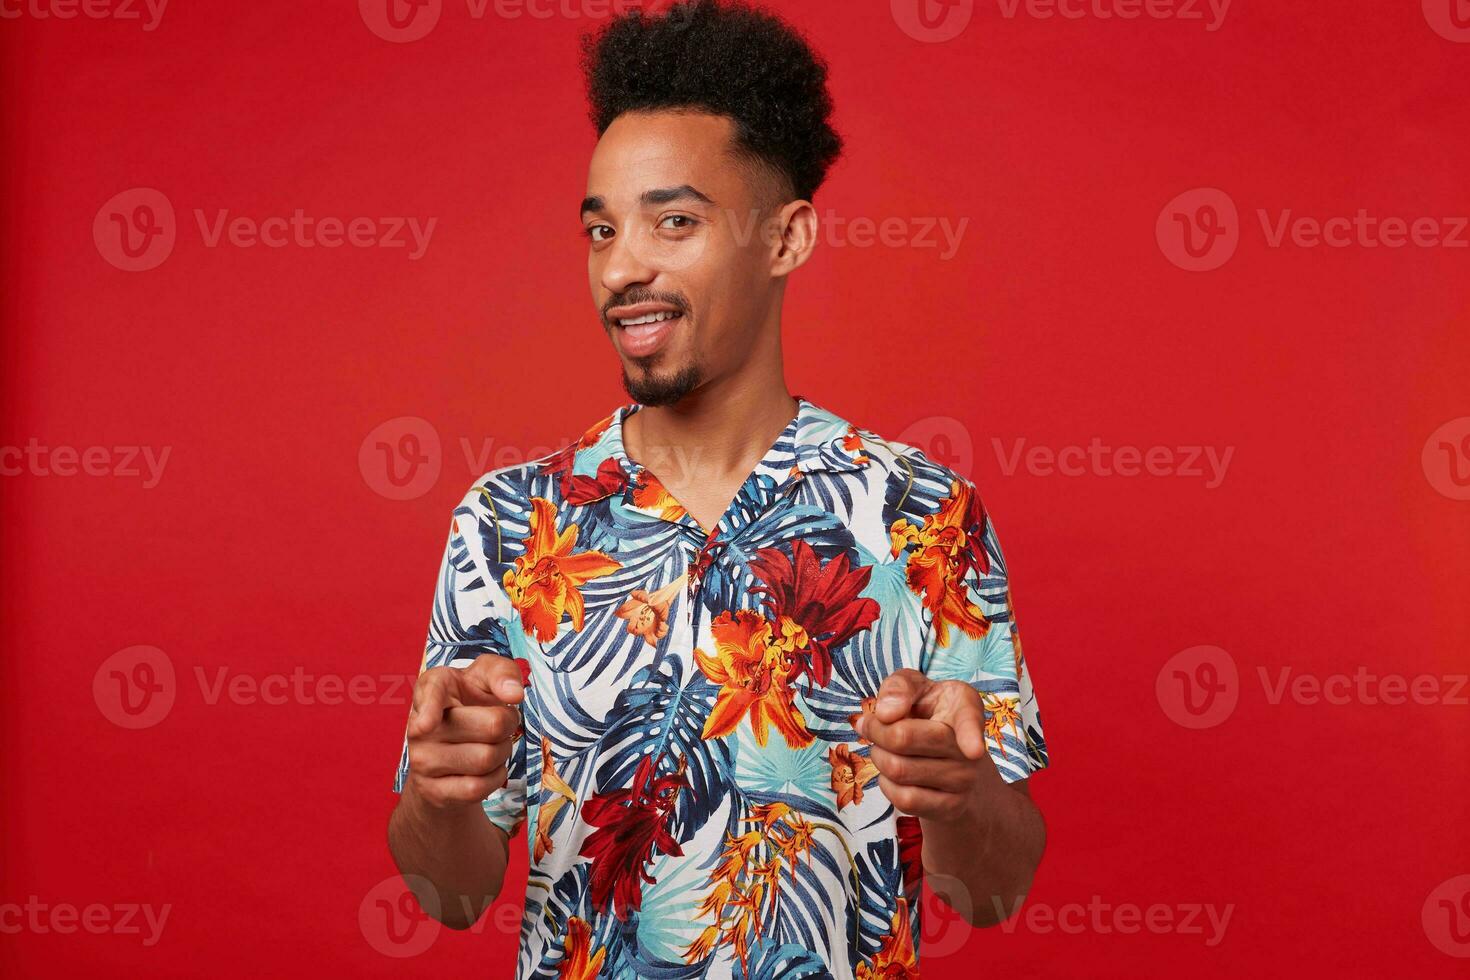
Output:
[393, 394, 1048, 979]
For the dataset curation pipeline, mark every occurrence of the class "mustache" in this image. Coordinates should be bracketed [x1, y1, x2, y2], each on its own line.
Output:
[602, 289, 689, 322]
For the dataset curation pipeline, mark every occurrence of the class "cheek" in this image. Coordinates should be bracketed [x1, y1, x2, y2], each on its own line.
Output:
[588, 253, 605, 298]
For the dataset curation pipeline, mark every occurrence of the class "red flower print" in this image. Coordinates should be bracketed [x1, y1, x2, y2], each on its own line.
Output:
[746, 538, 881, 689]
[577, 753, 688, 920]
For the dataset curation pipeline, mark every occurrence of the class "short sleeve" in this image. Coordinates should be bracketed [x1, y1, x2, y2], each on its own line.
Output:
[921, 489, 1049, 783]
[392, 480, 529, 837]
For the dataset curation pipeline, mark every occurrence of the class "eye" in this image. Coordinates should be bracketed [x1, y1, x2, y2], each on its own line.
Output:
[584, 224, 614, 243]
[658, 214, 696, 231]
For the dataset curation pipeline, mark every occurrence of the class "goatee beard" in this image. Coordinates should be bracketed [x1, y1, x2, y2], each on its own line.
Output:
[622, 362, 702, 407]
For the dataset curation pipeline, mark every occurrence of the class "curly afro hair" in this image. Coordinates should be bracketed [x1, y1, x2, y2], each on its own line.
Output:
[580, 0, 843, 203]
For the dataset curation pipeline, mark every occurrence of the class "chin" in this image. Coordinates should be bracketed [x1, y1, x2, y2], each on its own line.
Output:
[623, 363, 702, 407]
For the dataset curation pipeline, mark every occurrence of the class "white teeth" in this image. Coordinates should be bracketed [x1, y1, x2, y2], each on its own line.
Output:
[618, 311, 680, 326]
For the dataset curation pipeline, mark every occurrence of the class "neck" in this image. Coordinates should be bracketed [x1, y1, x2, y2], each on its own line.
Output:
[626, 377, 798, 486]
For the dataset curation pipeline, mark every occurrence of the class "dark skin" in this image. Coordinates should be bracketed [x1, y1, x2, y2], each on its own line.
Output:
[388, 108, 1045, 930]
[581, 110, 820, 532]
[856, 669, 1046, 927]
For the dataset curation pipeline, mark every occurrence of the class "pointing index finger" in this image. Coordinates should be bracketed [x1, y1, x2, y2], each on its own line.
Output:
[946, 693, 993, 764]
[462, 654, 526, 706]
[874, 668, 926, 723]
[409, 668, 461, 738]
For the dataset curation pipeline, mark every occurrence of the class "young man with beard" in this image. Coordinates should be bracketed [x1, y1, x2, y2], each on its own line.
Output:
[388, 2, 1049, 976]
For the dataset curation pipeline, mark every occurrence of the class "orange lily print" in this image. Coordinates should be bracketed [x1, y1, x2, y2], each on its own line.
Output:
[856, 897, 919, 979]
[392, 395, 1052, 976]
[890, 478, 991, 648]
[695, 536, 879, 749]
[502, 496, 621, 642]
[629, 467, 688, 522]
[695, 609, 813, 749]
[614, 574, 687, 647]
[828, 742, 879, 808]
[556, 916, 606, 980]
[534, 738, 577, 862]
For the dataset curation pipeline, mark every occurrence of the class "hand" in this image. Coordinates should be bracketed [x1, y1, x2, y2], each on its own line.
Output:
[405, 654, 525, 812]
[852, 668, 1002, 822]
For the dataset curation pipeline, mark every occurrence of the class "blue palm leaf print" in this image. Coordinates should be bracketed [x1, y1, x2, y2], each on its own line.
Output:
[393, 395, 1050, 977]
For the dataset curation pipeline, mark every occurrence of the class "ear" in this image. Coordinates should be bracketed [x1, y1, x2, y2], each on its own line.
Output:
[768, 199, 819, 277]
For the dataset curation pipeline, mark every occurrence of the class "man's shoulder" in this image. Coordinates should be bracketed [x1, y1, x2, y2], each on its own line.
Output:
[452, 406, 621, 512]
[845, 419, 980, 502]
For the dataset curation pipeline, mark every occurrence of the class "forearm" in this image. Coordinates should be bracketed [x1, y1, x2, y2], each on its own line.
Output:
[920, 780, 1045, 927]
[387, 784, 511, 929]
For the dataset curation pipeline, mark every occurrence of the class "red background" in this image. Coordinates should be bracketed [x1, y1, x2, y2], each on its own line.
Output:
[2, 0, 1468, 975]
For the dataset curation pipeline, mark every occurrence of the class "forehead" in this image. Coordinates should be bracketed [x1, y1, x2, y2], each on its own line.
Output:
[585, 110, 753, 205]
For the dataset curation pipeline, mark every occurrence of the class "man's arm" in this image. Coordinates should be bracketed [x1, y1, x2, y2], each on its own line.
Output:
[916, 775, 1045, 927]
[387, 655, 525, 930]
[855, 668, 1046, 928]
[389, 785, 512, 930]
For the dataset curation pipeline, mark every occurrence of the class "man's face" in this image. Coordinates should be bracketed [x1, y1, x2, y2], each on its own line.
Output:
[582, 111, 780, 407]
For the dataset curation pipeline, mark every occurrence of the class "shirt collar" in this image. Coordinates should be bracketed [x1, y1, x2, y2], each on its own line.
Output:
[601, 393, 869, 482]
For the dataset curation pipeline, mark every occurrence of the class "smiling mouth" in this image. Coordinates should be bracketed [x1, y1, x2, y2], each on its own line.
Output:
[608, 308, 684, 358]
[614, 310, 684, 327]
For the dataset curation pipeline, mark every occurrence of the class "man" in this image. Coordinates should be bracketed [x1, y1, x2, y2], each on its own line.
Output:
[388, 2, 1049, 976]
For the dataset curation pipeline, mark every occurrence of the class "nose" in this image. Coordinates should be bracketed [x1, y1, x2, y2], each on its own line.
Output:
[599, 228, 658, 299]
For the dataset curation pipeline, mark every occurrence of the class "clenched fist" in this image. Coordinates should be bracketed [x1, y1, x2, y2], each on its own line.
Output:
[404, 654, 525, 811]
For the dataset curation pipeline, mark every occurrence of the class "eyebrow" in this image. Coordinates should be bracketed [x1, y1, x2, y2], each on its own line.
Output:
[579, 185, 716, 217]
